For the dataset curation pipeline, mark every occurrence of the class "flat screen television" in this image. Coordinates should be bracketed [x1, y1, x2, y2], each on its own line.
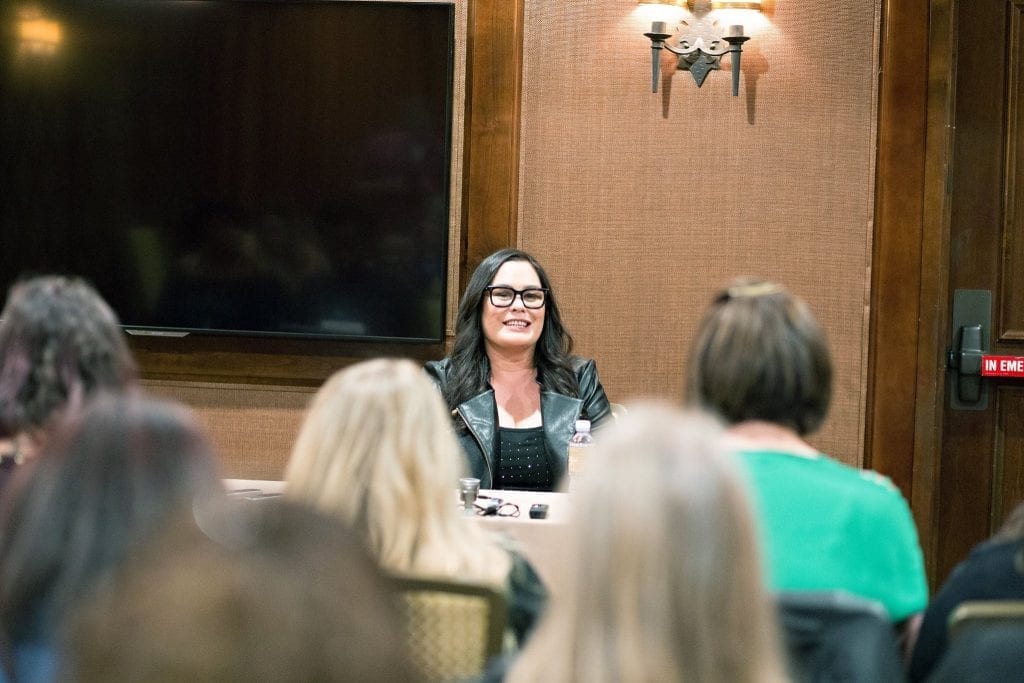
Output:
[0, 0, 454, 343]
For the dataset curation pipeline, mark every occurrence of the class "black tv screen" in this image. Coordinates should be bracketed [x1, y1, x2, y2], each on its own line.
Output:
[0, 1, 453, 342]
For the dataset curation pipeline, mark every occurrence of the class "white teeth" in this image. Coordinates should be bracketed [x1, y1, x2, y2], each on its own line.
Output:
[505, 320, 528, 328]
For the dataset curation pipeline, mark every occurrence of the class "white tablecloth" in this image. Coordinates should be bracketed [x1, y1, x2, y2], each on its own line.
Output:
[224, 480, 570, 588]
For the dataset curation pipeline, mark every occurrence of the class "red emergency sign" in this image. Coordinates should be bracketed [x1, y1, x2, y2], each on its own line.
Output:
[981, 355, 1024, 378]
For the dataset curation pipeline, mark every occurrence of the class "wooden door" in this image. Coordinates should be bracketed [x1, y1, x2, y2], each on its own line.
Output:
[931, 0, 1024, 585]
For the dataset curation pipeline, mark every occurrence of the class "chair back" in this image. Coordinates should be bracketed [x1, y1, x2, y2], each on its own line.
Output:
[775, 590, 903, 683]
[390, 574, 506, 683]
[929, 600, 1024, 682]
[947, 599, 1024, 640]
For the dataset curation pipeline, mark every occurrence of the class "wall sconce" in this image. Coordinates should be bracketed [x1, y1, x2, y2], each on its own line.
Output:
[17, 6, 63, 57]
[640, 0, 761, 96]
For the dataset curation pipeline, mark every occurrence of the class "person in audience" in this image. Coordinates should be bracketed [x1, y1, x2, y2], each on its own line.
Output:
[507, 404, 787, 683]
[62, 499, 419, 682]
[0, 394, 223, 683]
[286, 358, 546, 644]
[425, 248, 611, 491]
[0, 275, 137, 494]
[908, 500, 1024, 681]
[686, 278, 928, 629]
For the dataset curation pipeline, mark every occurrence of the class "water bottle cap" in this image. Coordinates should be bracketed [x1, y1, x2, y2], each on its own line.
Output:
[574, 419, 591, 432]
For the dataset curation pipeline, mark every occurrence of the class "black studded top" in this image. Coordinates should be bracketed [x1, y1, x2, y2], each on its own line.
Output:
[495, 426, 552, 491]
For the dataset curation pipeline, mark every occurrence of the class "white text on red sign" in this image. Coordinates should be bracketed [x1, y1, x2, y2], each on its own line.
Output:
[981, 355, 1024, 378]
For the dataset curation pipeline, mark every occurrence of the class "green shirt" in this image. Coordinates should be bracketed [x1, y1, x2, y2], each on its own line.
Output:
[737, 449, 928, 621]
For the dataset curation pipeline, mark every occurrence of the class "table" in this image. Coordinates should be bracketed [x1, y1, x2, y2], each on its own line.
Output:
[223, 480, 570, 588]
[471, 489, 570, 588]
[225, 478, 286, 495]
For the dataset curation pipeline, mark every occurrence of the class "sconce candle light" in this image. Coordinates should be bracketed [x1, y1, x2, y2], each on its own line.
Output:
[640, 0, 759, 96]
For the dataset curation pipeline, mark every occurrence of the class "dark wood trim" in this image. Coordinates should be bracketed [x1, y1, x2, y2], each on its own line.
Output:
[130, 335, 445, 386]
[871, 0, 955, 587]
[910, 0, 954, 589]
[460, 0, 526, 288]
[868, 0, 929, 494]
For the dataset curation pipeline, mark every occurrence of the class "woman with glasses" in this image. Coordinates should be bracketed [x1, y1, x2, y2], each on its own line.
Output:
[425, 248, 611, 491]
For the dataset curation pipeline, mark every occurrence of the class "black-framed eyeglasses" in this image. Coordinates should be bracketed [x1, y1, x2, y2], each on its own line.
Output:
[484, 286, 548, 309]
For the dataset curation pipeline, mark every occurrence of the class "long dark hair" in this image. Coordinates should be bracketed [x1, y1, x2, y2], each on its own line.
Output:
[0, 275, 137, 440]
[0, 393, 222, 642]
[444, 249, 578, 409]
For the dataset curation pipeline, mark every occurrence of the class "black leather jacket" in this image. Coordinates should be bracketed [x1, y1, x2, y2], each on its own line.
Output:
[424, 357, 611, 489]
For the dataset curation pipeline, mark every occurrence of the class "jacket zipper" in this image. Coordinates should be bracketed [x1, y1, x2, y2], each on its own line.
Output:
[456, 405, 494, 486]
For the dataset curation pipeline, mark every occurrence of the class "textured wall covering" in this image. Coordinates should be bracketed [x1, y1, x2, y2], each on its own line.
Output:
[517, 1, 881, 466]
[143, 380, 314, 479]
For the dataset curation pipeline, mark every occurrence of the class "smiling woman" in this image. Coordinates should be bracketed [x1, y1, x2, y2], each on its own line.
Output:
[425, 248, 611, 491]
[481, 261, 547, 360]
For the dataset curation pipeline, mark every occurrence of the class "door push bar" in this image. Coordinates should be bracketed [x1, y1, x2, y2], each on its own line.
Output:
[947, 290, 1024, 409]
[949, 338, 1024, 398]
[948, 323, 985, 406]
[947, 289, 991, 410]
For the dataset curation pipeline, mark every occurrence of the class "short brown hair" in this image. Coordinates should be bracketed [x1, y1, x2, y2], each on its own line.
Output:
[686, 278, 832, 435]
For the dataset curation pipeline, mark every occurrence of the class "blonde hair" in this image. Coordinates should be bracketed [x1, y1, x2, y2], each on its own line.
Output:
[286, 358, 510, 583]
[508, 403, 788, 683]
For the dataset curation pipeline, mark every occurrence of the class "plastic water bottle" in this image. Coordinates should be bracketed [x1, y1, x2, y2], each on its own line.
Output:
[567, 419, 594, 491]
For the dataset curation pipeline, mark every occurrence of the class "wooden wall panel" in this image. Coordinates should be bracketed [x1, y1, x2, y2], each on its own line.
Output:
[460, 0, 525, 286]
[910, 0, 955, 585]
[867, 0, 930, 498]
[1001, 0, 1024, 342]
[994, 390, 1024, 530]
[990, 0, 1024, 541]
[929, 0, 1024, 586]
